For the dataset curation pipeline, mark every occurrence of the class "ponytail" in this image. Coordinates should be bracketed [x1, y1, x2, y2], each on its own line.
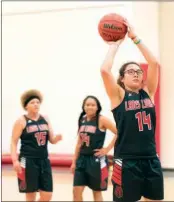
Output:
[117, 77, 125, 89]
[78, 111, 86, 131]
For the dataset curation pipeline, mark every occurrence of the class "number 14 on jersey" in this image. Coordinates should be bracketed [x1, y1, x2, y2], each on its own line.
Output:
[135, 111, 152, 131]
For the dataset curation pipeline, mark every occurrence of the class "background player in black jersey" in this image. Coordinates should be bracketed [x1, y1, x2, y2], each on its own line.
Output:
[11, 89, 62, 201]
[71, 95, 117, 202]
[100, 19, 164, 202]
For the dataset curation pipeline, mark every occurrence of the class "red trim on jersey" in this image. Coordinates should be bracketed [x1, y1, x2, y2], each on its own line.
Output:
[101, 166, 108, 181]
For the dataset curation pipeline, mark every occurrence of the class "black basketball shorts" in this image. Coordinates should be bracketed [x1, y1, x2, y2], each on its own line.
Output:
[112, 157, 164, 202]
[73, 154, 109, 191]
[17, 156, 53, 193]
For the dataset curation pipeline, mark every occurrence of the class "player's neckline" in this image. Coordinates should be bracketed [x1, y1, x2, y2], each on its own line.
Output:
[25, 114, 41, 122]
[126, 90, 140, 95]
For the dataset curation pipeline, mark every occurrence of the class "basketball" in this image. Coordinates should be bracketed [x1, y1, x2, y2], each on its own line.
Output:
[98, 13, 128, 42]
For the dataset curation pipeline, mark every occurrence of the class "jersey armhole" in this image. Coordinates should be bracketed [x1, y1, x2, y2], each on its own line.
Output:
[40, 114, 49, 124]
[98, 115, 107, 132]
[77, 115, 86, 133]
[111, 90, 127, 112]
[141, 88, 155, 105]
[21, 115, 27, 130]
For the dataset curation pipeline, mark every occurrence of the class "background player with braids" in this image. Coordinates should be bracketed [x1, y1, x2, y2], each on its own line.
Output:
[71, 95, 117, 202]
[100, 18, 164, 202]
[11, 89, 62, 201]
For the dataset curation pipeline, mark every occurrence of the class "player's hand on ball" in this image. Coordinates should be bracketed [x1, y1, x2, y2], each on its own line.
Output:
[123, 18, 137, 39]
[105, 37, 125, 46]
[94, 148, 109, 157]
[13, 160, 22, 173]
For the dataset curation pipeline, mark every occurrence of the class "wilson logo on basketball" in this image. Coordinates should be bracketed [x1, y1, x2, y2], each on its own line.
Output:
[115, 185, 123, 198]
[103, 24, 122, 31]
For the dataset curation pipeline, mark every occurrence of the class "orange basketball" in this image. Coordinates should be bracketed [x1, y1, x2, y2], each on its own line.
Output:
[98, 13, 127, 42]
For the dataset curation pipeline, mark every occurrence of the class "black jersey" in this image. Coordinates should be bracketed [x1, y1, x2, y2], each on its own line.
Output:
[112, 89, 157, 159]
[20, 115, 49, 158]
[79, 115, 106, 155]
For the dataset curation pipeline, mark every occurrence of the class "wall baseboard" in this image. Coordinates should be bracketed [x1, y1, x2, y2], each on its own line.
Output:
[162, 168, 174, 172]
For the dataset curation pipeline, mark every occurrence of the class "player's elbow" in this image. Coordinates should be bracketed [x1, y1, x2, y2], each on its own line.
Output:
[49, 138, 55, 144]
[11, 138, 18, 146]
[150, 60, 160, 69]
[100, 66, 111, 76]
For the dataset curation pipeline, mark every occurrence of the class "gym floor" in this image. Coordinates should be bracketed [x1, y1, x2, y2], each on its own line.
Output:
[2, 165, 174, 201]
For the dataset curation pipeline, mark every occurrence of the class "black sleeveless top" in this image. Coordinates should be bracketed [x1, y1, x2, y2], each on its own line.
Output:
[79, 115, 106, 155]
[112, 89, 157, 159]
[20, 115, 49, 158]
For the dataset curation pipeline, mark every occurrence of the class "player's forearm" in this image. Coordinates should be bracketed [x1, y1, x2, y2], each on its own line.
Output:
[11, 142, 18, 163]
[133, 37, 159, 66]
[101, 44, 120, 72]
[106, 135, 117, 153]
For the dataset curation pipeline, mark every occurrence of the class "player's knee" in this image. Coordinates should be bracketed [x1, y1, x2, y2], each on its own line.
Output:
[143, 197, 157, 201]
[93, 191, 103, 201]
[73, 187, 83, 198]
[26, 193, 36, 201]
[93, 191, 102, 197]
[39, 192, 52, 201]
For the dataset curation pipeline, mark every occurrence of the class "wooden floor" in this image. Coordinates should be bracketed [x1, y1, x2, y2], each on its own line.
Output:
[2, 165, 174, 201]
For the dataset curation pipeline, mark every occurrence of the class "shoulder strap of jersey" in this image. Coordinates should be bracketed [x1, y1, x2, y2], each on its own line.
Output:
[23, 115, 29, 121]
[39, 114, 48, 124]
[139, 88, 151, 98]
[125, 90, 133, 97]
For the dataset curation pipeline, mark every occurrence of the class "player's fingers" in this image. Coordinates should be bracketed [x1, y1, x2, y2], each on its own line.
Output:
[94, 152, 100, 156]
[123, 21, 128, 26]
[94, 149, 100, 152]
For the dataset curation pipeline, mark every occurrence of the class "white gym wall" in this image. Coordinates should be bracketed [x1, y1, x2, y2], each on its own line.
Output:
[2, 1, 174, 169]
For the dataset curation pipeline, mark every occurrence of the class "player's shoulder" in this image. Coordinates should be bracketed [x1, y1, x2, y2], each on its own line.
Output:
[15, 115, 27, 128]
[141, 86, 154, 96]
[99, 115, 109, 123]
[18, 115, 26, 122]
[40, 114, 50, 124]
[141, 87, 154, 98]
